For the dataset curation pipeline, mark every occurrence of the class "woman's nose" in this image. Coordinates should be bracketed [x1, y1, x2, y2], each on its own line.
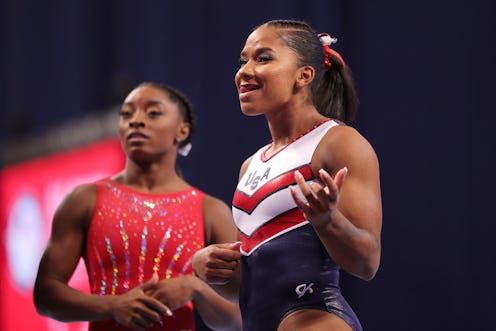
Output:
[129, 111, 145, 127]
[236, 63, 254, 85]
[237, 62, 254, 78]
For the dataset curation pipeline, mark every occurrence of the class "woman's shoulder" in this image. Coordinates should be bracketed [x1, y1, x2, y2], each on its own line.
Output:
[202, 193, 231, 214]
[66, 182, 99, 201]
[315, 124, 379, 173]
[51, 182, 98, 229]
[323, 124, 375, 151]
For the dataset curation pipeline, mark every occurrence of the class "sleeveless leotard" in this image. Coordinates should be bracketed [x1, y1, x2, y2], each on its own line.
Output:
[84, 179, 205, 331]
[232, 120, 362, 331]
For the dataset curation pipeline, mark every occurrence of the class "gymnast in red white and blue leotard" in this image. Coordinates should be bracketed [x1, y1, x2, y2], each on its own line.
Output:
[191, 18, 382, 331]
[232, 120, 362, 331]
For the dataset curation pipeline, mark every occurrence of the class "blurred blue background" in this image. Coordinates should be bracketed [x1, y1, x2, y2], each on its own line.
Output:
[2, 1, 496, 330]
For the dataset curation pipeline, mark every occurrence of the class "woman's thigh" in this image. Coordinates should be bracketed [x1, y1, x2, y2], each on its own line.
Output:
[277, 309, 353, 331]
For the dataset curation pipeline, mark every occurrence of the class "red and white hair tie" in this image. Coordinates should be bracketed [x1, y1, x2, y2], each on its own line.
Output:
[318, 32, 346, 70]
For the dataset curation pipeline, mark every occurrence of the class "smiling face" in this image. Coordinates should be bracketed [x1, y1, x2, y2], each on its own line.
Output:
[234, 25, 304, 116]
[118, 84, 190, 162]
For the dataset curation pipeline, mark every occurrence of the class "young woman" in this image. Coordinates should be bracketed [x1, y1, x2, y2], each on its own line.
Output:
[34, 82, 241, 331]
[193, 20, 382, 331]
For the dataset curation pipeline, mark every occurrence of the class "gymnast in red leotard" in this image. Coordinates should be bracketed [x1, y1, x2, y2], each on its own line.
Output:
[34, 82, 242, 331]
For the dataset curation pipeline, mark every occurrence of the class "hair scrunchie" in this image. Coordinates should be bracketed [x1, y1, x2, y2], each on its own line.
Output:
[318, 33, 346, 70]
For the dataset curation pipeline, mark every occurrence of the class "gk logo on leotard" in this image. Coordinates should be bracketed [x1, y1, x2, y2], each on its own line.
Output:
[295, 283, 314, 298]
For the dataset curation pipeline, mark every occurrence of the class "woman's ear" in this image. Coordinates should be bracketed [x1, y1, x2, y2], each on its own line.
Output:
[175, 121, 191, 143]
[296, 65, 315, 88]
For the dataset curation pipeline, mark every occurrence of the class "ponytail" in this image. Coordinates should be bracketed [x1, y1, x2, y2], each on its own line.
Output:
[261, 20, 359, 124]
[315, 63, 358, 124]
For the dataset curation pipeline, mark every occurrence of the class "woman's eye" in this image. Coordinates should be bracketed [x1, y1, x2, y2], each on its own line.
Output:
[119, 110, 132, 118]
[239, 58, 247, 66]
[148, 110, 162, 117]
[258, 54, 271, 62]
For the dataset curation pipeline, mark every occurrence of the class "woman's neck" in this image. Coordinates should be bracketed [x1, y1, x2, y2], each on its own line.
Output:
[117, 159, 187, 193]
[266, 106, 327, 149]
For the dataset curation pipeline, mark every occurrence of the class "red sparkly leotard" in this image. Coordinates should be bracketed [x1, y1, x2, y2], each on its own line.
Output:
[84, 179, 205, 331]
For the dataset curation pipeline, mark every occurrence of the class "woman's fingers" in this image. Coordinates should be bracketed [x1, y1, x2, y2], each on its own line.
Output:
[319, 167, 347, 191]
[293, 167, 348, 213]
[293, 170, 318, 204]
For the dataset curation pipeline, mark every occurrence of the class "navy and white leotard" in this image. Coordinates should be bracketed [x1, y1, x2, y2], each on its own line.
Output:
[232, 120, 362, 331]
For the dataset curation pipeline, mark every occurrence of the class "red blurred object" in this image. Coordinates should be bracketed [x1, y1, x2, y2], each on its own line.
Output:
[0, 138, 125, 331]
